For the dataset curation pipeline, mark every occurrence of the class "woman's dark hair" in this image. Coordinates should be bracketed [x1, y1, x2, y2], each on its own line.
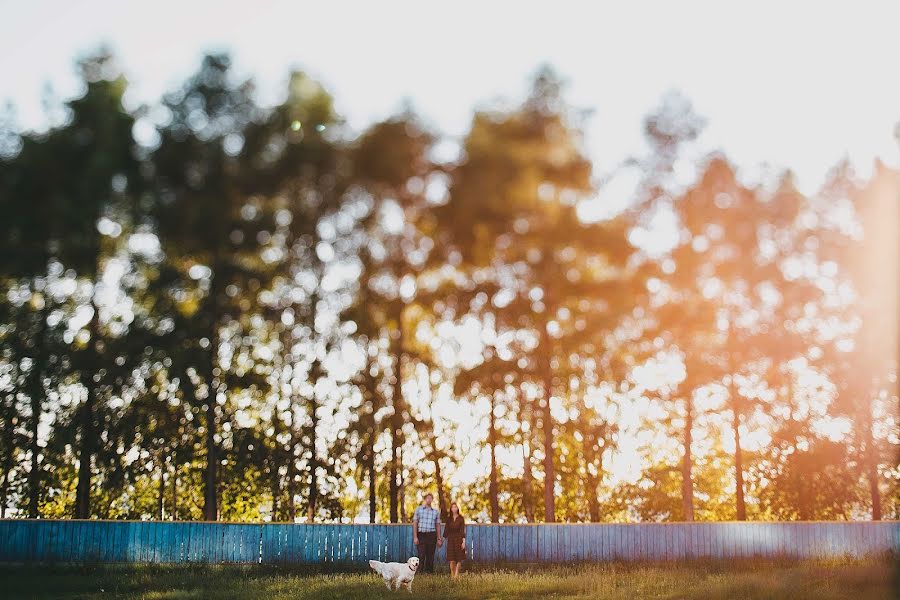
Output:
[449, 501, 463, 520]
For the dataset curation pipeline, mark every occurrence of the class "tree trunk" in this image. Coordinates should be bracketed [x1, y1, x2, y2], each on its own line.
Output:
[307, 428, 317, 521]
[2, 372, 20, 519]
[584, 433, 601, 523]
[388, 428, 399, 523]
[287, 426, 296, 522]
[866, 410, 882, 520]
[542, 373, 556, 523]
[0, 473, 7, 520]
[796, 471, 811, 521]
[433, 452, 447, 519]
[727, 325, 747, 522]
[202, 259, 224, 523]
[27, 302, 48, 519]
[307, 360, 320, 523]
[171, 464, 178, 520]
[488, 397, 500, 523]
[785, 380, 810, 521]
[202, 312, 220, 521]
[731, 401, 747, 521]
[585, 470, 600, 523]
[520, 391, 535, 523]
[368, 450, 377, 524]
[270, 458, 280, 522]
[0, 367, 21, 519]
[586, 475, 600, 522]
[0, 419, 11, 519]
[399, 446, 408, 523]
[75, 298, 101, 520]
[0, 475, 6, 519]
[306, 283, 323, 523]
[203, 382, 218, 521]
[28, 386, 41, 518]
[867, 456, 882, 521]
[0, 414, 12, 519]
[362, 371, 378, 525]
[539, 319, 557, 524]
[681, 397, 695, 522]
[158, 460, 165, 520]
[74, 383, 95, 519]
[389, 314, 404, 523]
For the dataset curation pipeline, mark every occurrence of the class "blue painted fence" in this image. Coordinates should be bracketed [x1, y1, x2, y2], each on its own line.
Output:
[0, 520, 896, 564]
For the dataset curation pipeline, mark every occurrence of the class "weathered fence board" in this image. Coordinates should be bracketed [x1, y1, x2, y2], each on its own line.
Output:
[0, 520, 895, 565]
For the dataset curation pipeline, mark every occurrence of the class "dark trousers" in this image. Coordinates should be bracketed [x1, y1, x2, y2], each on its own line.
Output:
[416, 531, 437, 573]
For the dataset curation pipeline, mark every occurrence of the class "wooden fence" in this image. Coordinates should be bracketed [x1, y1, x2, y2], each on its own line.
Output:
[0, 520, 896, 565]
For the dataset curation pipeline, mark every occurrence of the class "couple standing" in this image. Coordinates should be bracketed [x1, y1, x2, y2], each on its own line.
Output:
[412, 492, 466, 578]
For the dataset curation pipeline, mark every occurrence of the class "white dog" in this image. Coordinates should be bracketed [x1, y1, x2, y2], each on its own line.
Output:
[369, 557, 419, 592]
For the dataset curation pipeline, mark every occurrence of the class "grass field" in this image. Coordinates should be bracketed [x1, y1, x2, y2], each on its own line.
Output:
[0, 558, 895, 599]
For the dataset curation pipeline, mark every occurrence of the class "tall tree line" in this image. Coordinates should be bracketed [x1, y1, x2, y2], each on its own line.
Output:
[0, 52, 896, 523]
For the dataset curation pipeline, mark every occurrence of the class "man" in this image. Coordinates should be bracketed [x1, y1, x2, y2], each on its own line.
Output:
[412, 492, 442, 573]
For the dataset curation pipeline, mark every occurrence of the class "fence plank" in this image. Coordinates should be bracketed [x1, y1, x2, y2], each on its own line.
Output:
[260, 523, 275, 564]
[372, 525, 383, 561]
[321, 526, 331, 563]
[14, 520, 26, 561]
[540, 524, 549, 561]
[110, 521, 124, 562]
[339, 525, 348, 562]
[163, 521, 175, 563]
[192, 522, 204, 563]
[859, 522, 877, 554]
[312, 525, 325, 564]
[331, 525, 340, 563]
[281, 523, 292, 563]
[235, 524, 247, 564]
[367, 524, 376, 561]
[367, 525, 378, 562]
[102, 521, 113, 563]
[394, 525, 403, 562]
[315, 525, 335, 563]
[353, 525, 361, 563]
[314, 525, 324, 563]
[286, 524, 297, 564]
[354, 525, 364, 562]
[859, 523, 874, 554]
[312, 525, 322, 563]
[150, 521, 160, 563]
[83, 521, 97, 562]
[386, 525, 396, 562]
[221, 524, 234, 563]
[340, 525, 351, 563]
[0, 521, 7, 561]
[341, 525, 355, 564]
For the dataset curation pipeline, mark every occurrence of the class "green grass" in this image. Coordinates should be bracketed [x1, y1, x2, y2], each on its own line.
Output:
[0, 558, 895, 599]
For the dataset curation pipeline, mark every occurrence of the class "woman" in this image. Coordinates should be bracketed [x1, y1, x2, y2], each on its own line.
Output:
[443, 502, 466, 578]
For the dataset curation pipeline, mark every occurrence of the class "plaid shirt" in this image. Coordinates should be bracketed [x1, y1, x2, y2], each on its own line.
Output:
[413, 505, 440, 533]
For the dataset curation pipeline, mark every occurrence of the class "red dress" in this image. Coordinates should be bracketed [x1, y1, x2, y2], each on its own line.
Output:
[444, 515, 467, 561]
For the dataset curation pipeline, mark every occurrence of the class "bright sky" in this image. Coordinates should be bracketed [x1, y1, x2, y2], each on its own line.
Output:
[1, 0, 898, 518]
[1, 0, 898, 196]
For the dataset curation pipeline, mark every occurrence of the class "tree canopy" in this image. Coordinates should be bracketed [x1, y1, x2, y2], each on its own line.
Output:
[0, 51, 897, 524]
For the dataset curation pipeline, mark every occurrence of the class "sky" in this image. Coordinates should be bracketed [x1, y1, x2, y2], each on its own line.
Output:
[0, 0, 898, 514]
[1, 0, 898, 197]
